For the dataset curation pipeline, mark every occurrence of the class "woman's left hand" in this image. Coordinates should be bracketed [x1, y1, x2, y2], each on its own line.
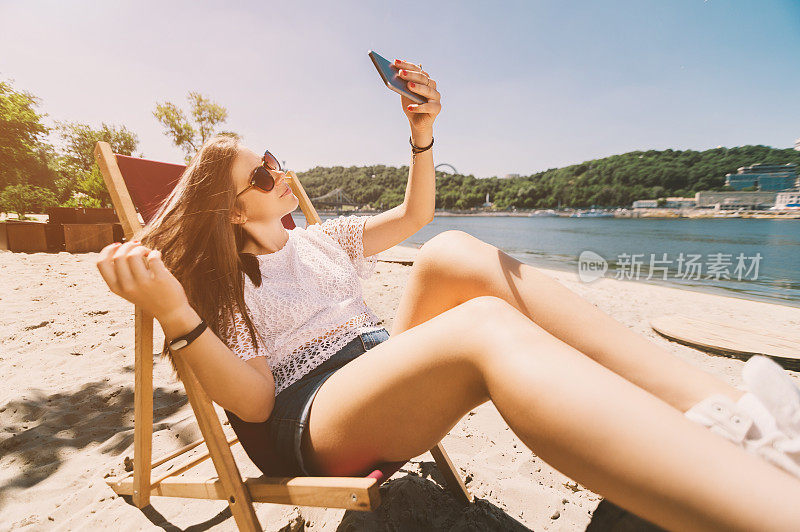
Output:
[393, 59, 441, 132]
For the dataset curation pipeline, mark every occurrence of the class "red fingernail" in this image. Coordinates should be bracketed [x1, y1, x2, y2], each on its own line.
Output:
[395, 59, 401, 64]
[407, 105, 413, 111]
[400, 70, 406, 76]
[408, 81, 415, 88]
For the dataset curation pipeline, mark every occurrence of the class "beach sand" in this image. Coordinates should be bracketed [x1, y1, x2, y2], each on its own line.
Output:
[2, 244, 799, 531]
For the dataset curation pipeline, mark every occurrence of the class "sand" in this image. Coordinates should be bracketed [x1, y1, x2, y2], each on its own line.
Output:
[1, 243, 799, 531]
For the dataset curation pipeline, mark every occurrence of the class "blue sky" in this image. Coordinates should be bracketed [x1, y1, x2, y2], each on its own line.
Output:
[1, 0, 799, 177]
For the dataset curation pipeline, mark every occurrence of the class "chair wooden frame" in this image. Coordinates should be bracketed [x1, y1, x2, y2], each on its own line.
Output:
[94, 141, 473, 530]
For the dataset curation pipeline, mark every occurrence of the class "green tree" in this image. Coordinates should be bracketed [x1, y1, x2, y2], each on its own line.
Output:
[0, 80, 51, 191]
[292, 144, 800, 211]
[55, 121, 139, 207]
[0, 184, 58, 219]
[153, 92, 239, 159]
[57, 121, 138, 172]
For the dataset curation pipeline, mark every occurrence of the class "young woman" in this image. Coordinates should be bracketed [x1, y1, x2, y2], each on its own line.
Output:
[96, 59, 800, 530]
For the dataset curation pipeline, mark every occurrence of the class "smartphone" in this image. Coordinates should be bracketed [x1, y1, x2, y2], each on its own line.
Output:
[368, 50, 428, 105]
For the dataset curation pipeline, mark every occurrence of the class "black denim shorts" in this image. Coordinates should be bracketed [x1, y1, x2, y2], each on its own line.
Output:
[265, 327, 390, 476]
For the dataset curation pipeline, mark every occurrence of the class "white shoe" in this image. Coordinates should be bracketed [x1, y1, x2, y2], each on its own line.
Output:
[684, 356, 800, 479]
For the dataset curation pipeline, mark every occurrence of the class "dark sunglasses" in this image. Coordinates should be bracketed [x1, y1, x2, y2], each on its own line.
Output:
[235, 149, 283, 199]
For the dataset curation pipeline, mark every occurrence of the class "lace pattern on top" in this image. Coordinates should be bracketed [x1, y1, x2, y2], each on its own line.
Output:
[219, 215, 382, 395]
[270, 311, 378, 391]
[311, 215, 377, 279]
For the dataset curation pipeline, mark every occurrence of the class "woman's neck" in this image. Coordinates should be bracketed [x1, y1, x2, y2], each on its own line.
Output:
[240, 219, 290, 255]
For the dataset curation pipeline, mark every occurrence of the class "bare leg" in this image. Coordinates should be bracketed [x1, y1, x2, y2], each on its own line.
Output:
[304, 296, 800, 530]
[391, 230, 740, 411]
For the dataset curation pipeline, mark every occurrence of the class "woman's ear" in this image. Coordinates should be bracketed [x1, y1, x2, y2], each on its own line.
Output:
[229, 208, 247, 225]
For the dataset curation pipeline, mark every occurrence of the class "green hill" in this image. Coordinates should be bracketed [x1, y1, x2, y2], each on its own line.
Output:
[295, 145, 800, 210]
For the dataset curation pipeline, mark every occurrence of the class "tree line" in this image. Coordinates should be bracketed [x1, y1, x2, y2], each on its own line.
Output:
[297, 145, 800, 211]
[0, 79, 234, 218]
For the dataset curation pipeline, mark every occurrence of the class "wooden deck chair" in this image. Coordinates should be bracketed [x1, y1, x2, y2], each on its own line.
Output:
[93, 141, 473, 530]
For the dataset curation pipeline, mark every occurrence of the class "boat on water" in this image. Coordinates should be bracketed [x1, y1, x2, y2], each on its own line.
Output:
[570, 209, 615, 218]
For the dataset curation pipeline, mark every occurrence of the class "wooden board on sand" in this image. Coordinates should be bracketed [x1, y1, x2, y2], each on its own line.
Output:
[650, 314, 800, 371]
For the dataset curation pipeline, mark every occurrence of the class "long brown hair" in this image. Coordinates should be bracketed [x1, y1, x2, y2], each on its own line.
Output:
[136, 134, 264, 371]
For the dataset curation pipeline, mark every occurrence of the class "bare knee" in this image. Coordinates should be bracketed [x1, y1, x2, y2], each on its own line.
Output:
[422, 229, 475, 248]
[418, 230, 481, 266]
[415, 231, 497, 293]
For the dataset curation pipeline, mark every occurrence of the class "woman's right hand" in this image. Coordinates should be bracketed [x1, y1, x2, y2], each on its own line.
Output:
[96, 240, 191, 323]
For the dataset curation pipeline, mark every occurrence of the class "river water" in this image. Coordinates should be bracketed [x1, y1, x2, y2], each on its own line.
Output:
[313, 214, 800, 307]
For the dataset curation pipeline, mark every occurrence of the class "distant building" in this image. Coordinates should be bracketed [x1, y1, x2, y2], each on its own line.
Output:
[632, 199, 658, 209]
[725, 163, 797, 191]
[775, 191, 800, 210]
[725, 174, 758, 190]
[664, 197, 696, 208]
[632, 197, 695, 209]
[795, 138, 800, 151]
[695, 191, 778, 210]
[501, 173, 520, 179]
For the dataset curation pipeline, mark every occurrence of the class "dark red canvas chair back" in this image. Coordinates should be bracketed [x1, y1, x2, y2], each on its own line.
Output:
[114, 154, 296, 229]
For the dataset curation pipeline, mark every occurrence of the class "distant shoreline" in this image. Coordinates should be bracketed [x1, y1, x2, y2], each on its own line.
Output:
[315, 209, 800, 220]
[4, 208, 797, 224]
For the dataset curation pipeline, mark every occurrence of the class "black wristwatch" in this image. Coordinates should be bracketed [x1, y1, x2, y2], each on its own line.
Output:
[168, 318, 207, 351]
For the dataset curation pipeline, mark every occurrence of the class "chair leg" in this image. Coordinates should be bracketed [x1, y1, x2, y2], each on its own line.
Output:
[172, 354, 261, 532]
[430, 443, 473, 505]
[132, 307, 153, 508]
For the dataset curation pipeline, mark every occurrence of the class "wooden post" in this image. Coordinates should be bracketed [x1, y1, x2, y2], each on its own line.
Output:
[132, 307, 154, 507]
[172, 354, 261, 531]
[286, 171, 322, 226]
[94, 141, 141, 240]
[150, 434, 236, 469]
[430, 443, 473, 505]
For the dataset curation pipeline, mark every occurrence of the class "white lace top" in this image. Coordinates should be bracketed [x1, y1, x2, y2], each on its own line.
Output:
[220, 215, 382, 396]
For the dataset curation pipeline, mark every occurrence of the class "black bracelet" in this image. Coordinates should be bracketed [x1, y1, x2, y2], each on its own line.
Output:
[409, 135, 434, 154]
[167, 318, 207, 351]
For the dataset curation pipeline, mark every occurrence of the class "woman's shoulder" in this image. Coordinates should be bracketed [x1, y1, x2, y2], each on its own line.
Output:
[297, 221, 335, 243]
[305, 215, 370, 241]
